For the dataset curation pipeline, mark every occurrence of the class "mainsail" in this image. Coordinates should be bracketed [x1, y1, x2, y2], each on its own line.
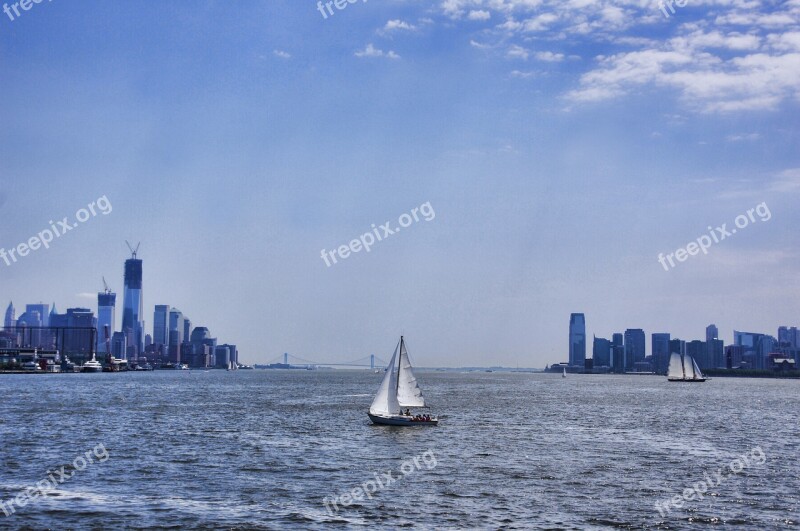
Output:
[667, 353, 684, 379]
[397, 337, 426, 408]
[369, 341, 401, 416]
[684, 355, 696, 380]
[691, 356, 704, 380]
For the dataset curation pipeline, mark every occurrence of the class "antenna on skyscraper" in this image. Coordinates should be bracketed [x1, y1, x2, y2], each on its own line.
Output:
[125, 241, 141, 259]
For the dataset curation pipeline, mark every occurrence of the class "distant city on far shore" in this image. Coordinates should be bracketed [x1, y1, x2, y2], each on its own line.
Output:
[556, 313, 800, 376]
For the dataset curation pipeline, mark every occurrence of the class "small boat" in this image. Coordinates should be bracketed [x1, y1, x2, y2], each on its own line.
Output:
[667, 353, 707, 382]
[368, 336, 438, 426]
[562, 367, 566, 378]
[81, 354, 103, 373]
[22, 360, 41, 371]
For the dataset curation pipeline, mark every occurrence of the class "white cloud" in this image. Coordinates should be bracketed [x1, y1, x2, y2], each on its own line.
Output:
[382, 19, 416, 33]
[506, 44, 529, 60]
[273, 50, 291, 59]
[534, 51, 564, 62]
[355, 43, 400, 60]
[468, 10, 491, 21]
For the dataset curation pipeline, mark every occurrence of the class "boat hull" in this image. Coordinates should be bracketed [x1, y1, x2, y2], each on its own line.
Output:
[667, 378, 707, 382]
[368, 413, 438, 426]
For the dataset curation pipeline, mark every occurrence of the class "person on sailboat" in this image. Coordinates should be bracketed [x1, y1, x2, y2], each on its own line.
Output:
[405, 408, 411, 416]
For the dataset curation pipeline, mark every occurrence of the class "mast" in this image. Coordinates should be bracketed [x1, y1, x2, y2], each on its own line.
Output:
[395, 336, 403, 400]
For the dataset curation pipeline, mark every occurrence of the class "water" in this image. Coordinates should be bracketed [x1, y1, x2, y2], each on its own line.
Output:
[0, 371, 797, 529]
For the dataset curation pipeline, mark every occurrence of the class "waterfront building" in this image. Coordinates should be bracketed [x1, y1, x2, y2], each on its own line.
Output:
[611, 333, 624, 373]
[651, 333, 671, 374]
[569, 313, 586, 368]
[215, 345, 230, 368]
[686, 340, 707, 368]
[734, 330, 768, 369]
[97, 287, 116, 354]
[624, 329, 645, 370]
[778, 326, 799, 348]
[168, 309, 184, 363]
[706, 324, 718, 343]
[121, 247, 144, 358]
[153, 305, 170, 350]
[111, 331, 127, 359]
[592, 336, 611, 368]
[64, 308, 95, 362]
[3, 301, 14, 328]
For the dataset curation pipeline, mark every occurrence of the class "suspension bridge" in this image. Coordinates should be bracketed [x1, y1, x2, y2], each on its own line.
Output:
[261, 352, 388, 369]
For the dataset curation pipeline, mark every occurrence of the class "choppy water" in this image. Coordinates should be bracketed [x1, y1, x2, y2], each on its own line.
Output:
[0, 371, 797, 529]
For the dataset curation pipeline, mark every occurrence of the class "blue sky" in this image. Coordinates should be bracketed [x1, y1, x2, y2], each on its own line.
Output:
[1, 0, 798, 367]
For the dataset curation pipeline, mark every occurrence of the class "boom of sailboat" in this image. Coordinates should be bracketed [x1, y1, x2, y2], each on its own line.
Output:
[368, 336, 438, 426]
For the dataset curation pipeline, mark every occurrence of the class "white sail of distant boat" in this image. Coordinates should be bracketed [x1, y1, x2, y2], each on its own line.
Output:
[667, 353, 683, 380]
[684, 355, 696, 379]
[396, 338, 426, 407]
[667, 352, 707, 382]
[368, 336, 437, 426]
[369, 341, 401, 417]
[691, 356, 704, 380]
[562, 367, 567, 378]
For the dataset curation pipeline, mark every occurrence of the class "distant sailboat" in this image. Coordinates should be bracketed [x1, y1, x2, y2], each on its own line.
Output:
[368, 336, 438, 426]
[562, 367, 567, 378]
[667, 353, 707, 382]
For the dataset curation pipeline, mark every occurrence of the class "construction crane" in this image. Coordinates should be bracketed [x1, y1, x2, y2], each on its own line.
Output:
[125, 240, 140, 259]
[102, 276, 111, 294]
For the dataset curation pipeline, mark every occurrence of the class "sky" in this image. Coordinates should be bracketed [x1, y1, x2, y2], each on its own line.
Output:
[1, 0, 799, 367]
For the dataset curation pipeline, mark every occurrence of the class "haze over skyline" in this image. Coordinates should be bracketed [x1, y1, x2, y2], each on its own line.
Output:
[2, 0, 799, 366]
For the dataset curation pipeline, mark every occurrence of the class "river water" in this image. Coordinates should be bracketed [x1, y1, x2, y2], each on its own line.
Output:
[0, 370, 797, 529]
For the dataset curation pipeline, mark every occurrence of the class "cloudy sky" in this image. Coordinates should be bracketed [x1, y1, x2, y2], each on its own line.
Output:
[1, 0, 798, 367]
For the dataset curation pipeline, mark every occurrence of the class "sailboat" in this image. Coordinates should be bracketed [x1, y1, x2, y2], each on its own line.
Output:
[368, 336, 438, 426]
[667, 353, 707, 382]
[562, 367, 567, 378]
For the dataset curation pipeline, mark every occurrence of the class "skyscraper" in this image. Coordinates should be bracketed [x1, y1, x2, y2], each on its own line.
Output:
[706, 324, 719, 343]
[592, 336, 611, 367]
[97, 283, 116, 354]
[168, 309, 184, 363]
[4, 301, 14, 328]
[65, 307, 95, 362]
[624, 329, 645, 370]
[153, 305, 170, 348]
[652, 333, 671, 374]
[611, 333, 624, 373]
[121, 245, 144, 359]
[569, 313, 586, 368]
[25, 303, 49, 327]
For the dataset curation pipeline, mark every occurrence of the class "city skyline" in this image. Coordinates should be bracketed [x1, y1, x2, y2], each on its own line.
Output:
[1, 1, 798, 367]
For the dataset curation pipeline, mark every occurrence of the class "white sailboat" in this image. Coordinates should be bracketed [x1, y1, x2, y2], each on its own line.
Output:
[667, 352, 707, 382]
[562, 367, 567, 378]
[368, 336, 438, 426]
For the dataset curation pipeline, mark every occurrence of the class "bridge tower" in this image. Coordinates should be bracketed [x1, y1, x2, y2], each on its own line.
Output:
[284, 352, 288, 365]
[370, 354, 374, 370]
